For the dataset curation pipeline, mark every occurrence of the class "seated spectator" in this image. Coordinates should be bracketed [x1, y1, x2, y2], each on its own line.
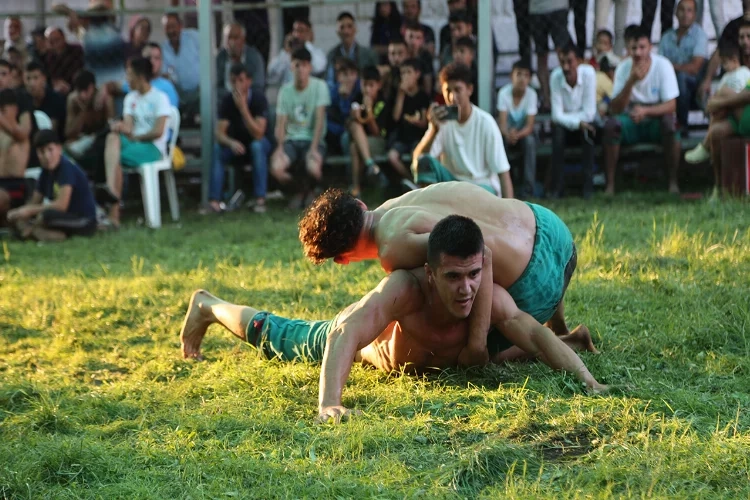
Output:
[371, 2, 402, 63]
[268, 34, 305, 86]
[290, 18, 327, 77]
[452, 36, 477, 104]
[603, 26, 680, 195]
[622, 24, 641, 58]
[550, 43, 597, 199]
[348, 65, 389, 197]
[0, 85, 32, 221]
[404, 21, 434, 97]
[209, 64, 270, 214]
[64, 70, 114, 180]
[102, 57, 171, 227]
[381, 36, 408, 102]
[439, 10, 474, 68]
[401, 0, 436, 56]
[160, 14, 200, 116]
[7, 129, 96, 241]
[439, 0, 476, 52]
[27, 27, 47, 66]
[216, 22, 265, 99]
[43, 27, 84, 95]
[496, 60, 538, 198]
[595, 54, 617, 121]
[589, 29, 621, 69]
[3, 17, 28, 66]
[658, 0, 708, 129]
[326, 58, 359, 155]
[325, 12, 379, 86]
[529, 0, 572, 108]
[413, 63, 512, 197]
[24, 61, 66, 136]
[126, 16, 152, 60]
[386, 58, 429, 185]
[6, 51, 24, 89]
[270, 48, 330, 210]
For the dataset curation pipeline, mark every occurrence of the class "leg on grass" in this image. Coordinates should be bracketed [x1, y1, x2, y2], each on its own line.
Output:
[709, 119, 735, 191]
[349, 140, 362, 195]
[660, 114, 681, 194]
[537, 52, 550, 107]
[30, 226, 67, 242]
[603, 117, 621, 195]
[104, 132, 123, 224]
[492, 325, 599, 363]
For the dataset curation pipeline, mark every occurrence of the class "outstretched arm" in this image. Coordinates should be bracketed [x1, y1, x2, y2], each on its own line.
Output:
[458, 246, 493, 367]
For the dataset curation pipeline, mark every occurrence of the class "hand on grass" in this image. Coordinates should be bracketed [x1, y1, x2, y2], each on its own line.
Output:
[317, 405, 361, 424]
[457, 345, 490, 367]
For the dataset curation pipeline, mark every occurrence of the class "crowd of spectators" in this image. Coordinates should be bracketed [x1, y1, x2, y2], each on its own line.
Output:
[1, 0, 750, 241]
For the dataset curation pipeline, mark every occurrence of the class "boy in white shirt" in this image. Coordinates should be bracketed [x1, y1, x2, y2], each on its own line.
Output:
[602, 26, 681, 195]
[102, 56, 171, 227]
[496, 60, 538, 198]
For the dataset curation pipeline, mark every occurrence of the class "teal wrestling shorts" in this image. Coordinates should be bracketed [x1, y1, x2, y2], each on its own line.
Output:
[505, 203, 577, 324]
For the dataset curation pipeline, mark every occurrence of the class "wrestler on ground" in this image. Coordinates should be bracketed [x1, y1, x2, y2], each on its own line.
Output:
[180, 216, 605, 423]
[299, 182, 582, 367]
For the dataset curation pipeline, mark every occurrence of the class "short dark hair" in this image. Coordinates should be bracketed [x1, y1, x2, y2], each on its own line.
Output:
[439, 62, 473, 85]
[630, 25, 651, 43]
[361, 65, 381, 82]
[164, 13, 182, 24]
[454, 36, 475, 52]
[403, 20, 424, 34]
[427, 215, 484, 268]
[33, 129, 61, 149]
[0, 59, 12, 71]
[740, 19, 750, 31]
[25, 61, 45, 75]
[6, 47, 20, 57]
[335, 57, 358, 74]
[558, 40, 583, 59]
[291, 47, 312, 62]
[448, 10, 471, 25]
[623, 24, 641, 42]
[128, 56, 154, 79]
[388, 35, 407, 47]
[401, 58, 422, 73]
[511, 59, 532, 74]
[337, 11, 355, 22]
[73, 69, 96, 91]
[299, 188, 365, 264]
[144, 42, 162, 53]
[0, 88, 18, 108]
[596, 29, 613, 43]
[718, 41, 741, 60]
[230, 63, 249, 78]
[294, 17, 312, 28]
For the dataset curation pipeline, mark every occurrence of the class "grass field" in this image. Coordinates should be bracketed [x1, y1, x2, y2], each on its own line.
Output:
[1, 193, 749, 499]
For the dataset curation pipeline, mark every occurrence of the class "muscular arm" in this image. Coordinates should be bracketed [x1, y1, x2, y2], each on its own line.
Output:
[64, 94, 84, 140]
[458, 246, 493, 367]
[0, 111, 31, 142]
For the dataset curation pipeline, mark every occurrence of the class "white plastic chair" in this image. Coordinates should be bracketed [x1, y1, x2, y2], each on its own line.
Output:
[24, 111, 54, 182]
[132, 106, 181, 228]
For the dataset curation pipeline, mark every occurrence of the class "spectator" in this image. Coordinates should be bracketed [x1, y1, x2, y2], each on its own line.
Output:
[570, 0, 588, 55]
[440, 10, 474, 68]
[101, 57, 171, 227]
[0, 85, 31, 222]
[404, 21, 435, 97]
[126, 17, 152, 60]
[3, 17, 28, 65]
[658, 0, 708, 130]
[642, 0, 675, 40]
[602, 26, 680, 195]
[81, 3, 127, 86]
[209, 64, 270, 214]
[496, 60, 538, 198]
[326, 12, 379, 86]
[439, 0, 476, 52]
[7, 129, 97, 241]
[232, 0, 272, 64]
[291, 18, 328, 76]
[622, 24, 641, 57]
[514, 0, 532, 64]
[160, 14, 200, 116]
[371, 2, 402, 63]
[550, 43, 597, 199]
[699, 0, 750, 102]
[386, 58, 429, 185]
[27, 27, 47, 66]
[267, 35, 305, 87]
[6, 50, 24, 89]
[590, 29, 621, 69]
[529, 0, 572, 109]
[348, 65, 389, 197]
[594, 0, 630, 57]
[413, 63, 512, 197]
[24, 61, 66, 136]
[216, 22, 265, 99]
[326, 58, 359, 155]
[595, 53, 617, 120]
[382, 36, 408, 102]
[453, 36, 478, 104]
[43, 27, 84, 95]
[695, 0, 726, 39]
[401, 0, 436, 56]
[270, 48, 330, 210]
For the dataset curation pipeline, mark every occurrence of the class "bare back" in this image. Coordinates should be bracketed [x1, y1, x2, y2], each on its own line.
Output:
[373, 182, 537, 288]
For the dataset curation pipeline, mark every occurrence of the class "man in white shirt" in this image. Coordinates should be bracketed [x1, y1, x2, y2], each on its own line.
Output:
[412, 63, 513, 198]
[550, 43, 597, 199]
[102, 56, 171, 227]
[602, 26, 681, 195]
[267, 17, 327, 85]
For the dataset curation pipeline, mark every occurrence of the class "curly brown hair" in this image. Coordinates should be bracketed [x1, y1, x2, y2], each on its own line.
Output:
[298, 188, 365, 264]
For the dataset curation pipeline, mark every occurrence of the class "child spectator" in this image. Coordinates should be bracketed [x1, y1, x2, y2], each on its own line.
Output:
[348, 65, 389, 197]
[589, 29, 621, 70]
[370, 2, 402, 63]
[496, 60, 538, 198]
[403, 21, 434, 97]
[326, 57, 360, 155]
[383, 36, 408, 101]
[595, 54, 617, 122]
[386, 58, 429, 184]
[24, 61, 67, 137]
[452, 36, 477, 105]
[7, 129, 97, 241]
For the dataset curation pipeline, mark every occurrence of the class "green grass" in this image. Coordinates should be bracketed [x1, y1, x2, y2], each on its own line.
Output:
[1, 193, 749, 499]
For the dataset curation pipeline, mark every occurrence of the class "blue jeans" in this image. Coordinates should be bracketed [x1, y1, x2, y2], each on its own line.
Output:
[676, 71, 698, 128]
[210, 137, 271, 201]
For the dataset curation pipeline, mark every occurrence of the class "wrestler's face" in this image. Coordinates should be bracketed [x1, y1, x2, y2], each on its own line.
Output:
[427, 252, 483, 319]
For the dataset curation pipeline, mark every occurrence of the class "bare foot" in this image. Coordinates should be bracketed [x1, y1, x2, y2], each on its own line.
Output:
[566, 325, 599, 354]
[180, 289, 217, 360]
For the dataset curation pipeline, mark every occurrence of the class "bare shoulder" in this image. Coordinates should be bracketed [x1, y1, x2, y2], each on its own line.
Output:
[370, 269, 425, 317]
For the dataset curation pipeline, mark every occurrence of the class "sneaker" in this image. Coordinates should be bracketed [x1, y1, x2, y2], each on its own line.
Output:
[253, 203, 267, 214]
[685, 143, 710, 164]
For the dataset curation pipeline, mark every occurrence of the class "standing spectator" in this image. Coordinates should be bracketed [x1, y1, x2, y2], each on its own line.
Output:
[43, 27, 84, 96]
[514, 0, 532, 64]
[209, 64, 270, 214]
[439, 11, 474, 68]
[101, 57, 171, 227]
[602, 26, 680, 195]
[529, 0, 572, 109]
[291, 18, 328, 76]
[382, 37, 408, 102]
[550, 43, 597, 198]
[0, 85, 31, 221]
[270, 48, 330, 210]
[160, 14, 200, 116]
[126, 17, 152, 61]
[348, 66, 389, 197]
[326, 12, 379, 86]
[7, 130, 97, 241]
[404, 21, 435, 97]
[658, 0, 708, 130]
[594, 0, 630, 57]
[216, 22, 265, 99]
[81, 4, 127, 87]
[386, 58, 429, 185]
[695, 0, 726, 39]
[326, 58, 360, 155]
[439, 0, 476, 52]
[24, 62, 66, 136]
[570, 0, 588, 55]
[413, 63, 513, 197]
[401, 0, 436, 56]
[231, 0, 272, 64]
[642, 0, 675, 40]
[496, 60, 538, 198]
[371, 2, 402, 63]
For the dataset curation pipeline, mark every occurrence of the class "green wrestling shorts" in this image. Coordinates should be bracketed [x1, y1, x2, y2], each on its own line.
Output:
[413, 155, 496, 194]
[730, 105, 750, 137]
[506, 203, 577, 324]
[246, 311, 335, 362]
